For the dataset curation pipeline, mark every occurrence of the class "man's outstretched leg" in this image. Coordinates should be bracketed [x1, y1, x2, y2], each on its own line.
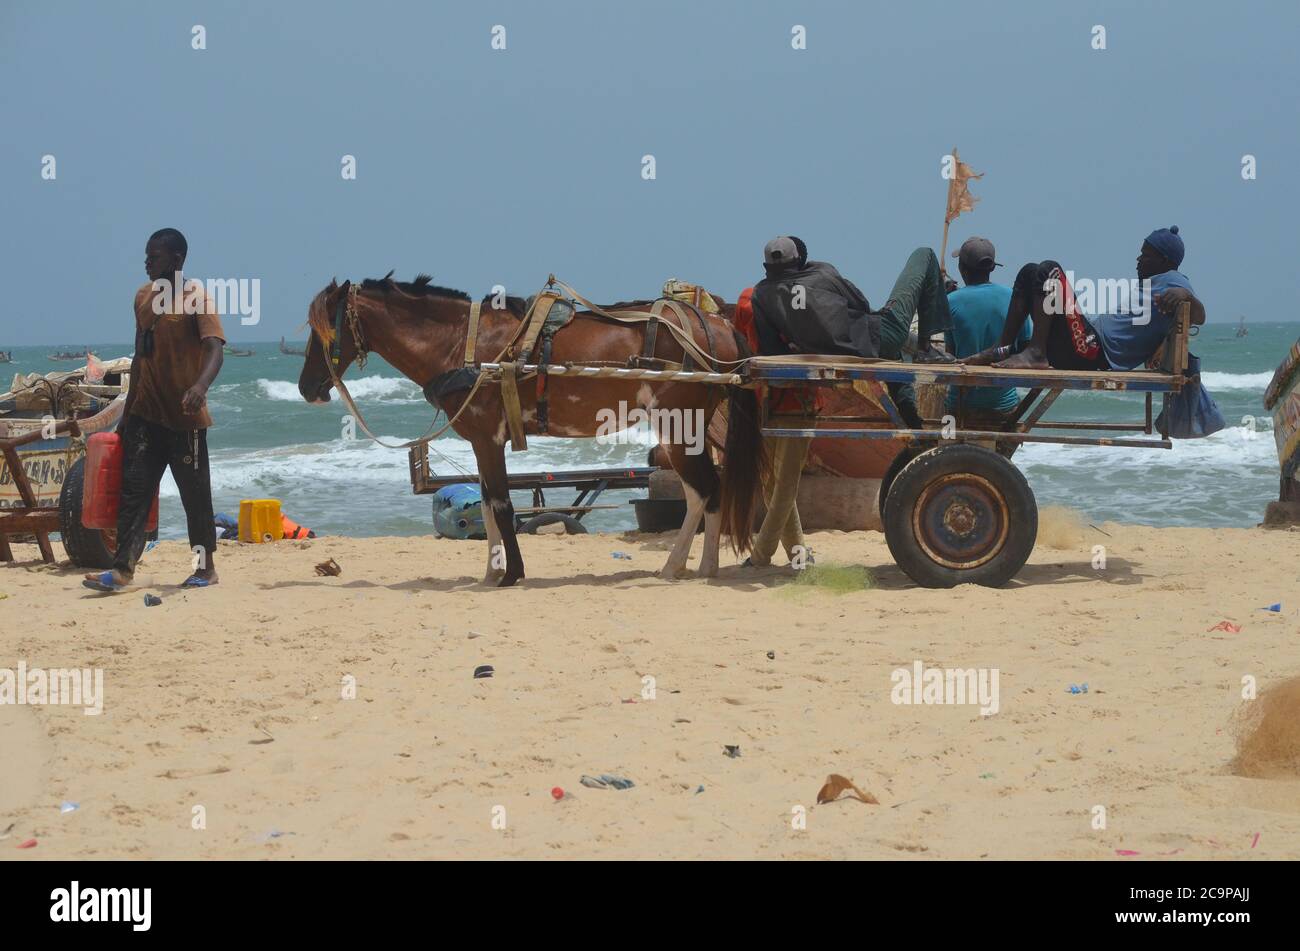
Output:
[874, 248, 956, 426]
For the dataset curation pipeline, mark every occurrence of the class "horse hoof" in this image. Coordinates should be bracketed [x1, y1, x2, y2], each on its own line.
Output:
[697, 563, 719, 578]
[659, 566, 692, 581]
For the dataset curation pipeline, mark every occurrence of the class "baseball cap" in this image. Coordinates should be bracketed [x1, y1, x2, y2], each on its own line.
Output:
[952, 236, 1001, 270]
[763, 236, 801, 268]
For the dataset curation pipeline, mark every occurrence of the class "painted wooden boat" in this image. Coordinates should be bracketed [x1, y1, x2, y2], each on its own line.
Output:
[1264, 335, 1300, 498]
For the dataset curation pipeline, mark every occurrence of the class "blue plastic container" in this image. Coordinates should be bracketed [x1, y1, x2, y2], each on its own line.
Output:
[432, 483, 487, 540]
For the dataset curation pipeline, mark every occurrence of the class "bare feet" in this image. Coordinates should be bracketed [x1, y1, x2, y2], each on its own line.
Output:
[993, 348, 1050, 370]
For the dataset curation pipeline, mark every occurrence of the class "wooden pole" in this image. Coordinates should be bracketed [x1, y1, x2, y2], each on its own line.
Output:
[939, 146, 956, 271]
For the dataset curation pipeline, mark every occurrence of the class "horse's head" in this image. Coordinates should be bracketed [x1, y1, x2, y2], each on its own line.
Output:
[299, 279, 357, 404]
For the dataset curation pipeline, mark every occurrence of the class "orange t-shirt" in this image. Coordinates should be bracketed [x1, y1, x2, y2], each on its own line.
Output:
[131, 279, 226, 431]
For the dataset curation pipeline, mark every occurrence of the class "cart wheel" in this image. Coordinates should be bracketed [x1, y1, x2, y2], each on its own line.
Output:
[878, 447, 922, 521]
[519, 513, 588, 535]
[882, 444, 1036, 588]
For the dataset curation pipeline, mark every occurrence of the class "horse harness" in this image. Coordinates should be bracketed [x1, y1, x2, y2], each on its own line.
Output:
[330, 276, 725, 455]
[451, 281, 721, 451]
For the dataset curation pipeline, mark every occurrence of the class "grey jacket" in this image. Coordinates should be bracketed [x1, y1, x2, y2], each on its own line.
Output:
[750, 261, 881, 358]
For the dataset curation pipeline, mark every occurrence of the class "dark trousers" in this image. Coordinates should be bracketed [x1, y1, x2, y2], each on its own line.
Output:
[113, 414, 216, 575]
[1011, 260, 1109, 371]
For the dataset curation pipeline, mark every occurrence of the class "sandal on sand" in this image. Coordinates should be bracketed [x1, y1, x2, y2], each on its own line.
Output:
[82, 571, 127, 593]
[180, 575, 217, 588]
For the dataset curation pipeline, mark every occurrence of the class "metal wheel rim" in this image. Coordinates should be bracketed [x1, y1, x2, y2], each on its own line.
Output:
[911, 472, 1010, 570]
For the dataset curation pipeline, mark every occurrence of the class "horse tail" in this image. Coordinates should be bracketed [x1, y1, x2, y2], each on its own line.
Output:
[719, 330, 766, 554]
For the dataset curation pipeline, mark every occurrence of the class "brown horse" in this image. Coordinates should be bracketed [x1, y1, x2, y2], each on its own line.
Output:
[298, 275, 763, 586]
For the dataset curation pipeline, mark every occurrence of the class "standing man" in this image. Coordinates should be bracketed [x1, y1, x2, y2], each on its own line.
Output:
[944, 236, 1030, 447]
[745, 237, 954, 568]
[83, 228, 225, 591]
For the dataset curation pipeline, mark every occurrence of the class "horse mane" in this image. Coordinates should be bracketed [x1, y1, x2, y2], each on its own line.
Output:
[362, 273, 529, 317]
[308, 274, 530, 343]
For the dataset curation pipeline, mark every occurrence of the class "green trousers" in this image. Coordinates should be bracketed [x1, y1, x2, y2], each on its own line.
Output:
[877, 247, 953, 409]
[750, 436, 813, 566]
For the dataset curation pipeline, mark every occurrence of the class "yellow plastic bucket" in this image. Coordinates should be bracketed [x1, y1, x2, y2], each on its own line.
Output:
[238, 499, 284, 543]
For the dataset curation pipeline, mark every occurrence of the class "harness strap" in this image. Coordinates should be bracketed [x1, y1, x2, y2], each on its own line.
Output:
[547, 276, 731, 370]
[641, 311, 661, 362]
[464, 300, 482, 366]
[536, 335, 553, 435]
[515, 291, 563, 364]
[659, 299, 696, 372]
[499, 361, 528, 451]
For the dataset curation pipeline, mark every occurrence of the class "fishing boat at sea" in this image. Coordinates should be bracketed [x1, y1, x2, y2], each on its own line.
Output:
[48, 348, 90, 361]
[224, 345, 255, 357]
[0, 351, 12, 364]
[1236, 316, 1249, 338]
[280, 336, 306, 356]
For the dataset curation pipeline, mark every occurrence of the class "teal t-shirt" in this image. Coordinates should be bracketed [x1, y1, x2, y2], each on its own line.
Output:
[944, 282, 1031, 413]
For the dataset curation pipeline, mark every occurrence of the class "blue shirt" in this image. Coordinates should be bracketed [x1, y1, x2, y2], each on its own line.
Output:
[944, 282, 1031, 413]
[1095, 270, 1193, 370]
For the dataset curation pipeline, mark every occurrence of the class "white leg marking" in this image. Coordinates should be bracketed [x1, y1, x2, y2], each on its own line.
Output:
[698, 508, 722, 578]
[482, 498, 505, 584]
[660, 483, 705, 580]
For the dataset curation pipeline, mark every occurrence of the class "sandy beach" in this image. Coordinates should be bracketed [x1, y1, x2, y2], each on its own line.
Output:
[2, 519, 1299, 860]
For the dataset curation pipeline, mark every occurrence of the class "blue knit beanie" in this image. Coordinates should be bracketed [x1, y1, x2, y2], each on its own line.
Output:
[1145, 225, 1184, 268]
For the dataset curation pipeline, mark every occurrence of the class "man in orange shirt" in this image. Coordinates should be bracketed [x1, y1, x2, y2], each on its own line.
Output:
[84, 228, 226, 592]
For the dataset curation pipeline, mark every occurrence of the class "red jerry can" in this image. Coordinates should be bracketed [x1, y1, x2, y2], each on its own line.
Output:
[82, 431, 159, 531]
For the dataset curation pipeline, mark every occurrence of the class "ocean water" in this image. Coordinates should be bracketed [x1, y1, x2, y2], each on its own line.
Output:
[3, 322, 1295, 537]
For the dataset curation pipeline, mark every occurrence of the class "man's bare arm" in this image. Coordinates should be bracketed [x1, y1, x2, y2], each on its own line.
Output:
[181, 337, 224, 416]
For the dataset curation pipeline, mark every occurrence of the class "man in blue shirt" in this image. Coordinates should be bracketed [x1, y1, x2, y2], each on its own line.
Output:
[965, 227, 1206, 370]
[944, 237, 1030, 423]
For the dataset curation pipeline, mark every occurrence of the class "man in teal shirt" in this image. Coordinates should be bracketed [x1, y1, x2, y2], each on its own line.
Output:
[944, 237, 1030, 426]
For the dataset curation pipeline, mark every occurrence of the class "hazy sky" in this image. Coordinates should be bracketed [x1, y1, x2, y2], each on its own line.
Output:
[2, 0, 1296, 345]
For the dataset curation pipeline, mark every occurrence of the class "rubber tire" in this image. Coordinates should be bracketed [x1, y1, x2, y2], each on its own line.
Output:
[882, 444, 1036, 588]
[57, 456, 115, 569]
[878, 447, 923, 522]
[519, 513, 588, 535]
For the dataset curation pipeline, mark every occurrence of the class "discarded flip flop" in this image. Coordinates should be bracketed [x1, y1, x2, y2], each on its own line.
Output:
[314, 558, 342, 577]
[82, 571, 125, 593]
[1207, 620, 1242, 633]
[723, 745, 741, 758]
[143, 594, 162, 607]
[473, 665, 494, 679]
[180, 575, 215, 588]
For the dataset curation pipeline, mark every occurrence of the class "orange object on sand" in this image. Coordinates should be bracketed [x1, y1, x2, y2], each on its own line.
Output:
[280, 513, 314, 540]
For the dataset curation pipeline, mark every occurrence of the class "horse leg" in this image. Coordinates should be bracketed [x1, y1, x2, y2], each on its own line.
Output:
[659, 442, 719, 580]
[480, 477, 504, 585]
[473, 438, 525, 587]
